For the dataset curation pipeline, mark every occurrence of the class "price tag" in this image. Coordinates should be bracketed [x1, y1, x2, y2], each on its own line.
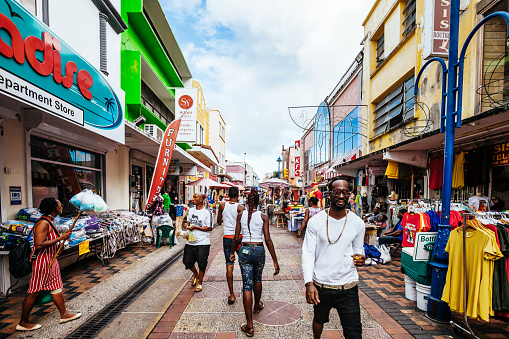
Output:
[79, 240, 90, 256]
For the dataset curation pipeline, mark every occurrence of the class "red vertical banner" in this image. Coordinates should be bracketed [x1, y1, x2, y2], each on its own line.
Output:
[145, 119, 181, 210]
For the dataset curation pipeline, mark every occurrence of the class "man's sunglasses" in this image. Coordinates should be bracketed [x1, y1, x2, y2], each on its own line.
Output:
[328, 189, 351, 197]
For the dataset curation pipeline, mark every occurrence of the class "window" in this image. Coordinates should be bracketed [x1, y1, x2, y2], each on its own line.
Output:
[141, 81, 174, 126]
[333, 108, 360, 159]
[481, 1, 509, 113]
[403, 0, 417, 37]
[376, 33, 385, 66]
[30, 136, 104, 216]
[373, 75, 415, 136]
[196, 124, 204, 144]
[20, 0, 36, 15]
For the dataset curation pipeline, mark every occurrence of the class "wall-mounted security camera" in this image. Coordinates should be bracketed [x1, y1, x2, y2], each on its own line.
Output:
[133, 115, 146, 127]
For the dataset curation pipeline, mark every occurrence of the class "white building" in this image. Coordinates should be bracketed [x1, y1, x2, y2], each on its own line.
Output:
[208, 108, 227, 176]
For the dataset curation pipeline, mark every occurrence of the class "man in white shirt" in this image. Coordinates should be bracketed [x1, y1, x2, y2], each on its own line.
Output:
[302, 177, 366, 339]
[183, 193, 213, 292]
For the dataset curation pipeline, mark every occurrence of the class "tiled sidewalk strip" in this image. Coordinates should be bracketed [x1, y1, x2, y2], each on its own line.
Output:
[0, 244, 155, 338]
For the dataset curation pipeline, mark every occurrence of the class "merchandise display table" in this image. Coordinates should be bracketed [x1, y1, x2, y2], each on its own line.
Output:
[364, 223, 384, 245]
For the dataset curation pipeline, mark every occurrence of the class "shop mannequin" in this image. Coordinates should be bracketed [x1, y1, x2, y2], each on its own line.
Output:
[468, 192, 493, 212]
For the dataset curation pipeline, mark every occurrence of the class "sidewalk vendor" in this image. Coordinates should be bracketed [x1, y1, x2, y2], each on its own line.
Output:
[378, 208, 407, 247]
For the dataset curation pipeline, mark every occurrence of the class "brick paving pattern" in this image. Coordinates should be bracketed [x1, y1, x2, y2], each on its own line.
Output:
[150, 225, 391, 338]
[0, 243, 155, 339]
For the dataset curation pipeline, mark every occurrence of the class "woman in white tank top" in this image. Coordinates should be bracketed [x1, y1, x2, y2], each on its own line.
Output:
[229, 190, 279, 337]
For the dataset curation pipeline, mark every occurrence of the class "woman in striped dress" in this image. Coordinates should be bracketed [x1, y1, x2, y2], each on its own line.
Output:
[17, 198, 81, 331]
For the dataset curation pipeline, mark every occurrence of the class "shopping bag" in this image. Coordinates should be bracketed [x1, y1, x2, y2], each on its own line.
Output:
[379, 244, 392, 264]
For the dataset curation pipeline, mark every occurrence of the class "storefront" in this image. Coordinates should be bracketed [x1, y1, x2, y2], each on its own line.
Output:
[0, 0, 127, 221]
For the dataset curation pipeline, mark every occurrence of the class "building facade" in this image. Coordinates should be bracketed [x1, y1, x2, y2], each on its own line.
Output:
[0, 0, 128, 221]
[330, 0, 509, 208]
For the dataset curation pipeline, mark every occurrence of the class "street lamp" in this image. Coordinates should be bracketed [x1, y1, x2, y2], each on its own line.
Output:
[414, 0, 509, 327]
[277, 156, 282, 178]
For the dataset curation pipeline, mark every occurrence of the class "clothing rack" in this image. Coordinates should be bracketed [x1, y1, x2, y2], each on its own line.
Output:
[449, 211, 509, 338]
[450, 212, 479, 338]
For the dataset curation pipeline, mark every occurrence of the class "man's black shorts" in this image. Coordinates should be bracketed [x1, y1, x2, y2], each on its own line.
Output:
[183, 244, 210, 272]
[313, 284, 362, 338]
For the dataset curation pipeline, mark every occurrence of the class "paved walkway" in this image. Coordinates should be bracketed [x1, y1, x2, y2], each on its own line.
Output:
[0, 243, 156, 339]
[149, 225, 391, 338]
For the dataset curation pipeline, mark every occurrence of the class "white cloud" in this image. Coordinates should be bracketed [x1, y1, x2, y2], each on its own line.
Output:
[162, 0, 375, 180]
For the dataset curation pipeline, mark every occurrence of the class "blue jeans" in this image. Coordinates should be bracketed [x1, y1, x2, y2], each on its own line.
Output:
[223, 237, 238, 266]
[239, 245, 265, 291]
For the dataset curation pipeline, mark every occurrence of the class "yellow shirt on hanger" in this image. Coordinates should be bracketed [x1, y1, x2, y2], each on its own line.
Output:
[441, 224, 503, 322]
[385, 161, 399, 179]
[452, 152, 465, 189]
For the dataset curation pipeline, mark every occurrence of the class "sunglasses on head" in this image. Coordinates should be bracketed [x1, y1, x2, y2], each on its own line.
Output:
[328, 189, 351, 197]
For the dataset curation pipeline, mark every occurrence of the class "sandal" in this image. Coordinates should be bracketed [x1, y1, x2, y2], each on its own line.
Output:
[191, 276, 198, 286]
[253, 301, 264, 314]
[241, 323, 254, 337]
[195, 284, 203, 292]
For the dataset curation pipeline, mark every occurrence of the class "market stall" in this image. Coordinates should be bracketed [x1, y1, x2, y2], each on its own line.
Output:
[0, 207, 150, 295]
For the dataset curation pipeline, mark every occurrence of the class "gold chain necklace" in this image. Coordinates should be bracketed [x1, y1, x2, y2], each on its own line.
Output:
[326, 208, 348, 244]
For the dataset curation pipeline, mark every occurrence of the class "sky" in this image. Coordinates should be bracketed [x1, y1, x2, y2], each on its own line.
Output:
[161, 0, 375, 180]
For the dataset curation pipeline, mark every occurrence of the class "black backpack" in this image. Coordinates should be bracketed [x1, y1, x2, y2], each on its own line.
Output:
[8, 231, 34, 279]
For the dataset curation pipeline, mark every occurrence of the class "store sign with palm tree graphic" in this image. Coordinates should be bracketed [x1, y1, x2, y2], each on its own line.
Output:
[0, 0, 124, 143]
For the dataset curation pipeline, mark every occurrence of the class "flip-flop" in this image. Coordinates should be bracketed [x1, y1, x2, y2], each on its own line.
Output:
[16, 324, 41, 331]
[253, 301, 264, 314]
[241, 323, 254, 337]
[227, 296, 235, 305]
[59, 313, 82, 324]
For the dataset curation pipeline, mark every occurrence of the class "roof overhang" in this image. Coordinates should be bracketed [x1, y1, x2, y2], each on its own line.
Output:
[125, 120, 210, 173]
[188, 145, 219, 167]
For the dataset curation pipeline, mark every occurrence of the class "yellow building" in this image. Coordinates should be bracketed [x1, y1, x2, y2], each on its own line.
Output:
[333, 0, 509, 203]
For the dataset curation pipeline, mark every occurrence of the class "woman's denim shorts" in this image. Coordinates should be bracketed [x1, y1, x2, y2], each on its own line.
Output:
[239, 244, 265, 291]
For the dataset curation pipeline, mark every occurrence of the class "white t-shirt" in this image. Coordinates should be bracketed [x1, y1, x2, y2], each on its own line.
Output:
[187, 207, 213, 246]
[302, 210, 365, 286]
[468, 196, 494, 212]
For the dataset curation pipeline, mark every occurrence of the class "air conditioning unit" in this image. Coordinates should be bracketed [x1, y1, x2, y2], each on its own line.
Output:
[144, 124, 164, 141]
[212, 166, 219, 175]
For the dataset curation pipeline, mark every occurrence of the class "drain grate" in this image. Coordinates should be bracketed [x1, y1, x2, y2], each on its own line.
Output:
[65, 247, 184, 339]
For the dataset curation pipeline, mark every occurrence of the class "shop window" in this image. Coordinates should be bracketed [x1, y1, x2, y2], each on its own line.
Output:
[141, 81, 174, 126]
[403, 0, 416, 38]
[373, 75, 415, 136]
[376, 33, 385, 67]
[480, 0, 509, 113]
[333, 108, 360, 159]
[30, 136, 103, 215]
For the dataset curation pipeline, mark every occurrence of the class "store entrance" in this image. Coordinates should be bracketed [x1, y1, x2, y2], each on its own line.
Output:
[491, 166, 509, 211]
[131, 164, 144, 212]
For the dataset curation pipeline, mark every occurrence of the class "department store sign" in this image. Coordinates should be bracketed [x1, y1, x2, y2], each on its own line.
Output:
[0, 0, 124, 143]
